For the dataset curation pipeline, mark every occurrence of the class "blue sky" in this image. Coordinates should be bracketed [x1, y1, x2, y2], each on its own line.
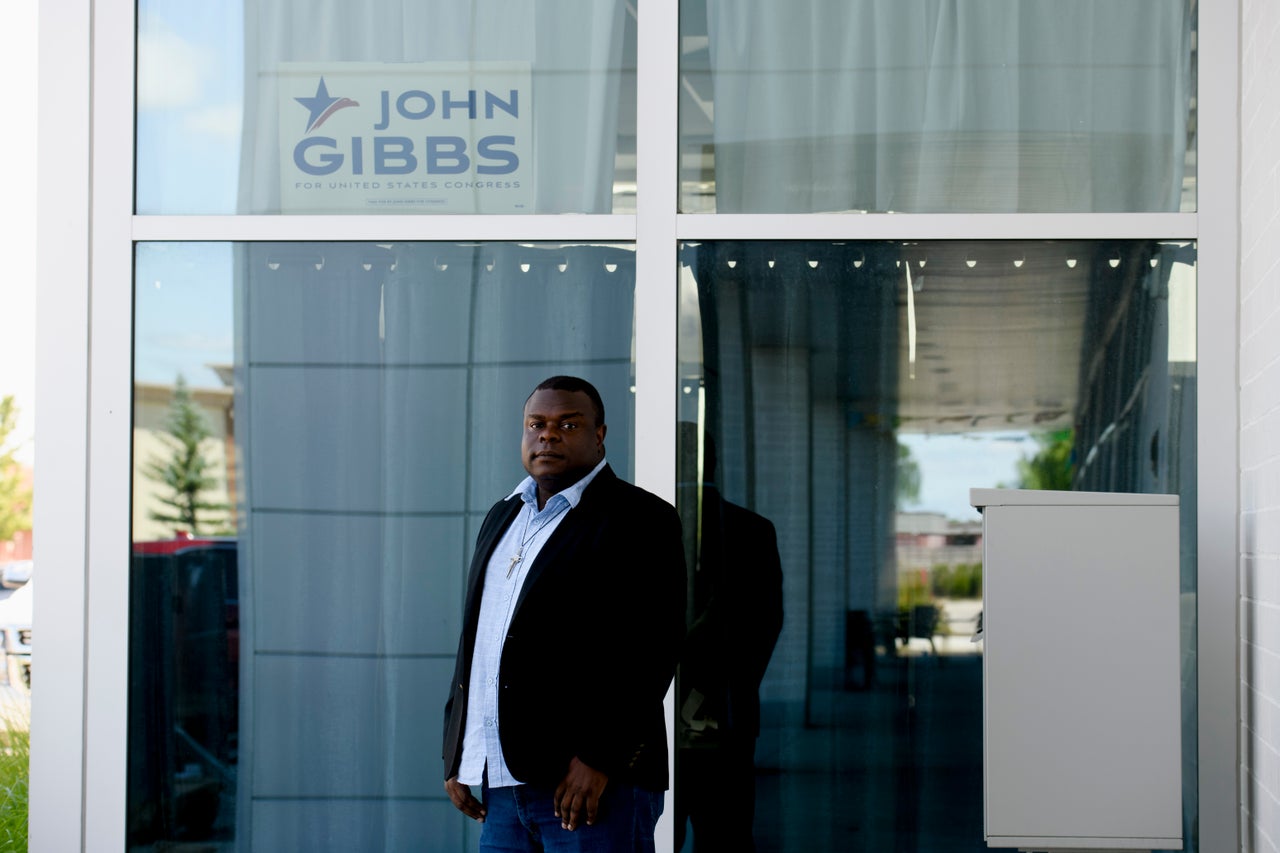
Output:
[132, 1, 243, 391]
[134, 243, 235, 388]
[136, 0, 245, 213]
[900, 431, 1029, 521]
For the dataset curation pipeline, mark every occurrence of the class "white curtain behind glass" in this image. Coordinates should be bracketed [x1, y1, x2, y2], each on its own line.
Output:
[232, 243, 636, 852]
[705, 0, 1191, 213]
[239, 0, 626, 214]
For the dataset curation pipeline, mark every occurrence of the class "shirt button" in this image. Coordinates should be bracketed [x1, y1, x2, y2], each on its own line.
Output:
[484, 717, 494, 727]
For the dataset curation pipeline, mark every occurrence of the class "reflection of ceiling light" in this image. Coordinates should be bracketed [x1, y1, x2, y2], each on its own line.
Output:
[558, 262, 568, 273]
[683, 386, 693, 394]
[520, 263, 531, 273]
[605, 263, 618, 273]
[1066, 258, 1078, 269]
[1013, 257, 1025, 268]
[361, 263, 373, 271]
[905, 262, 917, 380]
[435, 261, 449, 271]
[965, 258, 977, 268]
[727, 260, 737, 269]
[629, 385, 637, 393]
[918, 259, 926, 269]
[767, 259, 775, 269]
[1109, 257, 1121, 268]
[1150, 258, 1160, 268]
[808, 260, 819, 269]
[853, 256, 864, 269]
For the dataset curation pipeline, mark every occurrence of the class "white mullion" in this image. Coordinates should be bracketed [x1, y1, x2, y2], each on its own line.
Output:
[1194, 0, 1241, 850]
[677, 212, 1196, 242]
[31, 0, 92, 849]
[84, 0, 138, 849]
[634, 3, 679, 853]
[633, 3, 679, 503]
[132, 213, 638, 244]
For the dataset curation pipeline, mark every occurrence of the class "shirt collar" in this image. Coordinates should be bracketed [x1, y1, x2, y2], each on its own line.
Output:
[509, 456, 608, 511]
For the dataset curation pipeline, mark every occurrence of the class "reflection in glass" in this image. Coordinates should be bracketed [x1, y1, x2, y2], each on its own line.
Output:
[675, 424, 784, 852]
[137, 1, 638, 215]
[679, 1, 1197, 213]
[129, 242, 636, 851]
[675, 240, 1197, 851]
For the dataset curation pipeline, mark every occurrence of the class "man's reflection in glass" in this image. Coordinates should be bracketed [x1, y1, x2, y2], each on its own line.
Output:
[676, 430, 784, 853]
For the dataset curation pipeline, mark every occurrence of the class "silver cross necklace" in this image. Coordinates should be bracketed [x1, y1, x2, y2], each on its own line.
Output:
[507, 500, 568, 578]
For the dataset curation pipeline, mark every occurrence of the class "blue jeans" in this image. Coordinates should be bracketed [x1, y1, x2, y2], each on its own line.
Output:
[480, 782, 664, 853]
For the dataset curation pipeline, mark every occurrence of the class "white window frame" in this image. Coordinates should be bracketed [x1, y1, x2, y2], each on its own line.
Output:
[33, 0, 1239, 851]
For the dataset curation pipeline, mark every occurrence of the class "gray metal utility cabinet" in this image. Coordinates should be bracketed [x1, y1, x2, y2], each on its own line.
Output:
[969, 489, 1182, 852]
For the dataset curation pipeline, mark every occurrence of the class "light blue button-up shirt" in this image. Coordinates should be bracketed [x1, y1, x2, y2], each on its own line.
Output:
[456, 457, 608, 787]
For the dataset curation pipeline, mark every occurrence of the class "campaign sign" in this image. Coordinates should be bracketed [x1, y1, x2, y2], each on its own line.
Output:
[277, 62, 533, 213]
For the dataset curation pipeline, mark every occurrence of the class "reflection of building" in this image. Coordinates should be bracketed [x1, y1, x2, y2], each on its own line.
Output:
[0, 465, 32, 562]
[894, 512, 982, 575]
[893, 513, 984, 656]
[131, 380, 236, 541]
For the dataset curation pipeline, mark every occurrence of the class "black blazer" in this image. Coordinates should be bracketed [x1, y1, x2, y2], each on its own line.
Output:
[443, 465, 686, 791]
[679, 492, 783, 743]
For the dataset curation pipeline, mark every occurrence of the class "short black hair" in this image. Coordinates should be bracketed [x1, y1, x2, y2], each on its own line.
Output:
[529, 375, 606, 428]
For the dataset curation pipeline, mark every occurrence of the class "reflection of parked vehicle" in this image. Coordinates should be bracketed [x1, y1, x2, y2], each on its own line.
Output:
[0, 580, 32, 689]
[128, 536, 238, 846]
[0, 560, 32, 589]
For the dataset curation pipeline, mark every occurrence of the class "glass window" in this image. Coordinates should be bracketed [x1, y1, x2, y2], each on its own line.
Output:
[679, 1, 1197, 214]
[674, 239, 1198, 851]
[129, 241, 636, 850]
[136, 1, 638, 215]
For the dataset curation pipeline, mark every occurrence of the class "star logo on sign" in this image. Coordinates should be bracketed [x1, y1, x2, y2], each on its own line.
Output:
[295, 77, 360, 133]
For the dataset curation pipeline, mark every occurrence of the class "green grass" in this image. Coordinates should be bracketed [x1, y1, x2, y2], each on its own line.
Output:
[0, 710, 29, 851]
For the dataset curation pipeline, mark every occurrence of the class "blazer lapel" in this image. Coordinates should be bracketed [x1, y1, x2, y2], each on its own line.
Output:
[511, 466, 614, 616]
[462, 496, 523, 625]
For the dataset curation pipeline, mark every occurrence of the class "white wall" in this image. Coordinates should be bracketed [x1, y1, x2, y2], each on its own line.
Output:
[1239, 2, 1280, 849]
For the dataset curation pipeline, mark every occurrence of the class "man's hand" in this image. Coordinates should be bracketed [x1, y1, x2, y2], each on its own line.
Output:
[553, 757, 608, 830]
[444, 777, 486, 822]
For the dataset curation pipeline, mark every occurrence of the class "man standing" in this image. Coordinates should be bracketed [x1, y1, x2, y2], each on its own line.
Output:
[674, 427, 784, 852]
[443, 376, 686, 852]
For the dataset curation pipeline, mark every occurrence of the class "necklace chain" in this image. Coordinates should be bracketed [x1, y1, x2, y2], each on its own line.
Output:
[507, 500, 567, 578]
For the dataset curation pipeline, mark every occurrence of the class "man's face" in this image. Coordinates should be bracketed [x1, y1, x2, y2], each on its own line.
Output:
[521, 388, 606, 494]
